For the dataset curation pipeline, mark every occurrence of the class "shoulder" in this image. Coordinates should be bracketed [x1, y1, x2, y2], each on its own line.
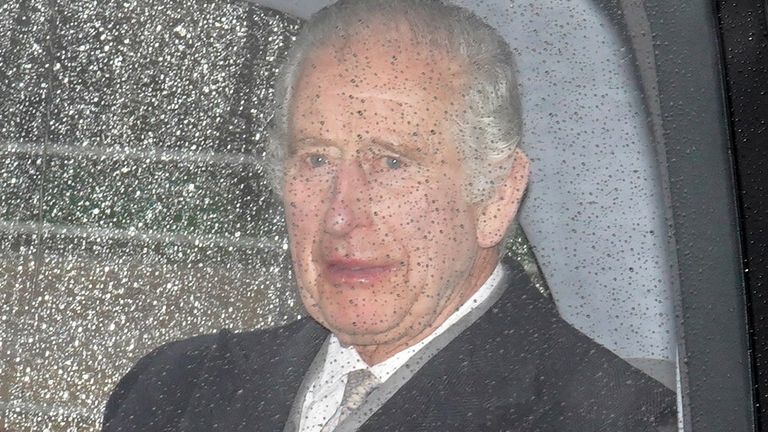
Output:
[536, 315, 676, 429]
[483, 261, 677, 429]
[101, 319, 310, 431]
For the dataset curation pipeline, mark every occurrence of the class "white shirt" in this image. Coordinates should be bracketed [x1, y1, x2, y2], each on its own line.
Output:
[298, 263, 505, 432]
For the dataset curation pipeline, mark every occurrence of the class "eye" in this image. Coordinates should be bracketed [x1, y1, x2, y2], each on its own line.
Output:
[307, 154, 328, 168]
[383, 156, 403, 170]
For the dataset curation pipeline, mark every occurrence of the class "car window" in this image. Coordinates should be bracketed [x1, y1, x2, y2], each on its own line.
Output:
[0, 0, 756, 431]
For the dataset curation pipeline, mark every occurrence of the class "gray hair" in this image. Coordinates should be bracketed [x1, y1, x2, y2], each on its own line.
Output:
[267, 0, 522, 202]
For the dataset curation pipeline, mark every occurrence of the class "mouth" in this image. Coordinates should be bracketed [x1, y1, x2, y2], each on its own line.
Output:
[322, 259, 397, 285]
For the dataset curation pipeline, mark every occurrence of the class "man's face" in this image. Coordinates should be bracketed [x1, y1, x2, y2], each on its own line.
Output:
[282, 34, 490, 350]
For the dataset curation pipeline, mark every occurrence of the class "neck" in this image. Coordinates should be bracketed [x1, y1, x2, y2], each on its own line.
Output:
[354, 248, 500, 365]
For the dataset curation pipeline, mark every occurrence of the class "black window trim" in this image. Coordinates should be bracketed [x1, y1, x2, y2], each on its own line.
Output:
[647, 0, 759, 430]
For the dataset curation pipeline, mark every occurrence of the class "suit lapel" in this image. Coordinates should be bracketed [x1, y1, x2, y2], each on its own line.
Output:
[334, 265, 511, 432]
[282, 336, 331, 432]
[198, 320, 329, 432]
[239, 319, 328, 431]
[357, 259, 545, 431]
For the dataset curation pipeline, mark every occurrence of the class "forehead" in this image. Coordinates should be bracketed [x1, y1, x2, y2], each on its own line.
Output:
[290, 29, 468, 129]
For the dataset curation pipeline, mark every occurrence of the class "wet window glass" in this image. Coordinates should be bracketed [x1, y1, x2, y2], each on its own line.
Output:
[0, 0, 749, 431]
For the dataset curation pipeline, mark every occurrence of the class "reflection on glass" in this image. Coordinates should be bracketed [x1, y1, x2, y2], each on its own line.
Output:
[1, 1, 300, 430]
[0, 0, 681, 431]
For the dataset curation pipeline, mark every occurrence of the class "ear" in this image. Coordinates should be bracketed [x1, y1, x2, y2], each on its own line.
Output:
[476, 148, 530, 248]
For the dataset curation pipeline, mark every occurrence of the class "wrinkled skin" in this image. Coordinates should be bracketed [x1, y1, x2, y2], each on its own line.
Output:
[282, 29, 528, 364]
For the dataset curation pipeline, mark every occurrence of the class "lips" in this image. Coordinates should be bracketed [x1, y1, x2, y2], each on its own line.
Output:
[322, 258, 397, 285]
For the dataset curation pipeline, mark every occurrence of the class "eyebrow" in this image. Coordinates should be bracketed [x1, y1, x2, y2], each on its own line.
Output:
[288, 135, 431, 161]
[369, 137, 429, 161]
[288, 137, 337, 154]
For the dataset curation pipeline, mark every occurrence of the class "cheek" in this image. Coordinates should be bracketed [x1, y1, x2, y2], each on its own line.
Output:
[376, 181, 473, 254]
[283, 178, 327, 235]
[407, 183, 472, 228]
[283, 183, 328, 285]
[283, 185, 323, 302]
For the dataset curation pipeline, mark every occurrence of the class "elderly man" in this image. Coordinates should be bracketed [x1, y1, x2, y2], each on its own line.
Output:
[103, 1, 676, 431]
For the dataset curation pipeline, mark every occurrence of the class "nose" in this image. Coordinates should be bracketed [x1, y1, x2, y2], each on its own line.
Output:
[323, 160, 372, 236]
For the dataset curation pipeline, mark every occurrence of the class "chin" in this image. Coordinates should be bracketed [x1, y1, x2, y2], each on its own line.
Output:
[323, 303, 393, 333]
[331, 323, 406, 349]
[315, 299, 407, 343]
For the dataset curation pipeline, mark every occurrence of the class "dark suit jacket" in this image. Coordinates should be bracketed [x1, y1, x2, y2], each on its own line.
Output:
[102, 260, 676, 431]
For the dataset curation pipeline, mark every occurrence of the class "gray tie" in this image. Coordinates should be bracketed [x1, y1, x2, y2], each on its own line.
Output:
[320, 369, 380, 432]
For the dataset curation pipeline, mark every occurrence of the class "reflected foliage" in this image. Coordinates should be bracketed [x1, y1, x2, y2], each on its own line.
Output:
[0, 1, 300, 430]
